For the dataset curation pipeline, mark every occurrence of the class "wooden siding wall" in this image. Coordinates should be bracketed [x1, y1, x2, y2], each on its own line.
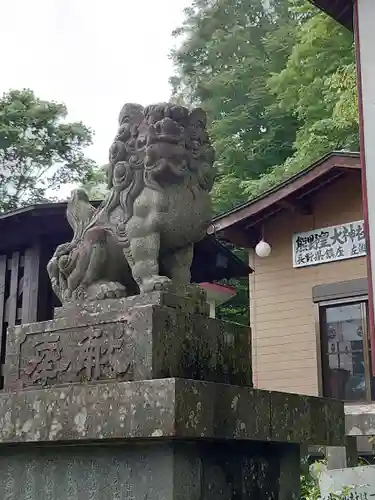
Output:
[0, 243, 57, 386]
[249, 174, 367, 396]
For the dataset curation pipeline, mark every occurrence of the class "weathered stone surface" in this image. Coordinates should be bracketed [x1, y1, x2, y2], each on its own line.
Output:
[270, 392, 310, 443]
[270, 391, 345, 446]
[0, 379, 175, 443]
[278, 444, 301, 500]
[0, 378, 344, 446]
[54, 284, 210, 319]
[0, 444, 173, 500]
[199, 381, 270, 440]
[5, 298, 251, 390]
[326, 436, 359, 470]
[0, 440, 301, 500]
[326, 397, 347, 444]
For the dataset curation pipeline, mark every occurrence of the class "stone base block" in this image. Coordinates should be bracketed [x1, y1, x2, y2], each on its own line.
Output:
[326, 436, 359, 470]
[0, 440, 301, 500]
[0, 378, 344, 446]
[0, 378, 345, 499]
[5, 288, 251, 390]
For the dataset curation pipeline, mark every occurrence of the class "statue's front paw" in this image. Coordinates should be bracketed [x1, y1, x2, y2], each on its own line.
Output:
[62, 288, 73, 302]
[86, 281, 127, 301]
[72, 286, 88, 301]
[140, 275, 172, 293]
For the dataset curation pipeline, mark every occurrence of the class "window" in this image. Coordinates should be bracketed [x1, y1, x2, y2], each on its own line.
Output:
[320, 300, 375, 402]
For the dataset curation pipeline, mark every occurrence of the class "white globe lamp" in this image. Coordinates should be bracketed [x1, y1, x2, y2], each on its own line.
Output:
[255, 239, 271, 258]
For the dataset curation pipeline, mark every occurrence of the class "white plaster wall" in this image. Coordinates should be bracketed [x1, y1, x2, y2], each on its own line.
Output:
[357, 0, 375, 325]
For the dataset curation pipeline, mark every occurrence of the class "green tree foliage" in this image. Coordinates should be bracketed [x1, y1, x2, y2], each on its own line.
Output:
[0, 89, 95, 213]
[217, 278, 249, 325]
[170, 0, 299, 214]
[81, 166, 107, 200]
[170, 0, 358, 324]
[170, 0, 358, 210]
[241, 1, 358, 198]
[216, 247, 249, 325]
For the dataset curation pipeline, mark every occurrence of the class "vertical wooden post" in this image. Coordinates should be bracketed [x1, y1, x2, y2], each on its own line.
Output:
[354, 0, 375, 375]
[7, 252, 20, 328]
[21, 245, 41, 324]
[0, 255, 6, 364]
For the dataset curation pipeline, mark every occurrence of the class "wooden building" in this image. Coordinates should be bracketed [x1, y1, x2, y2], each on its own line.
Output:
[211, 152, 375, 453]
[212, 152, 367, 397]
[0, 202, 250, 386]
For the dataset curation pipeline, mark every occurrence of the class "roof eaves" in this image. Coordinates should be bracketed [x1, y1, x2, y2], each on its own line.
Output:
[0, 202, 66, 221]
[310, 0, 353, 31]
[0, 200, 103, 221]
[212, 151, 360, 225]
[211, 235, 254, 275]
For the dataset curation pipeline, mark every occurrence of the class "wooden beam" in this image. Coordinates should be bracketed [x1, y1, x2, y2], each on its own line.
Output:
[0, 256, 6, 385]
[0, 254, 6, 345]
[278, 198, 312, 216]
[22, 245, 41, 324]
[36, 242, 56, 321]
[7, 252, 20, 327]
[0, 217, 72, 253]
[221, 227, 255, 249]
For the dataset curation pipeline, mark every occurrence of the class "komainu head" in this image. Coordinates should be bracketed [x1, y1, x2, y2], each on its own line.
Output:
[106, 103, 215, 194]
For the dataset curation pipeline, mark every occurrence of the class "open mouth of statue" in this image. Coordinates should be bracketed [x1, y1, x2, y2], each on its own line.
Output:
[144, 141, 189, 176]
[145, 140, 186, 161]
[149, 133, 182, 145]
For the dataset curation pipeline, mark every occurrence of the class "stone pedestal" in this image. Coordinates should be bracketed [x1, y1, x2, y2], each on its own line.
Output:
[0, 440, 301, 500]
[5, 286, 251, 390]
[1, 286, 345, 499]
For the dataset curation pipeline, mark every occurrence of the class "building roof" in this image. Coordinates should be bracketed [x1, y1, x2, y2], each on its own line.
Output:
[0, 200, 251, 281]
[210, 151, 361, 247]
[310, 0, 353, 30]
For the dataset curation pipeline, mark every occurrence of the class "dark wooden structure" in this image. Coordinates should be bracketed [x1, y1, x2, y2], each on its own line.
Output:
[310, 0, 353, 31]
[0, 202, 250, 386]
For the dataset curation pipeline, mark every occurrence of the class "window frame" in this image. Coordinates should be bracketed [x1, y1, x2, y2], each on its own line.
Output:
[316, 295, 373, 403]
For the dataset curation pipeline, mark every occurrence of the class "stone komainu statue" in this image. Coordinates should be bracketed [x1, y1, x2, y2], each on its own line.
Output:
[47, 103, 215, 302]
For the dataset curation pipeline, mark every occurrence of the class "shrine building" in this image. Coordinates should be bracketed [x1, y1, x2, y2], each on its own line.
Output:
[211, 151, 375, 455]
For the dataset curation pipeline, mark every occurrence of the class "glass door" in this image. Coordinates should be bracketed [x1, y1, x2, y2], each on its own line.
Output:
[320, 300, 375, 402]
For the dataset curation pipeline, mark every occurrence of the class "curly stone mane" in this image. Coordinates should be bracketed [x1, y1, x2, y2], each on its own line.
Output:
[101, 103, 215, 229]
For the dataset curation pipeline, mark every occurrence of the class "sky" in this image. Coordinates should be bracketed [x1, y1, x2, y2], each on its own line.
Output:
[0, 0, 190, 168]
